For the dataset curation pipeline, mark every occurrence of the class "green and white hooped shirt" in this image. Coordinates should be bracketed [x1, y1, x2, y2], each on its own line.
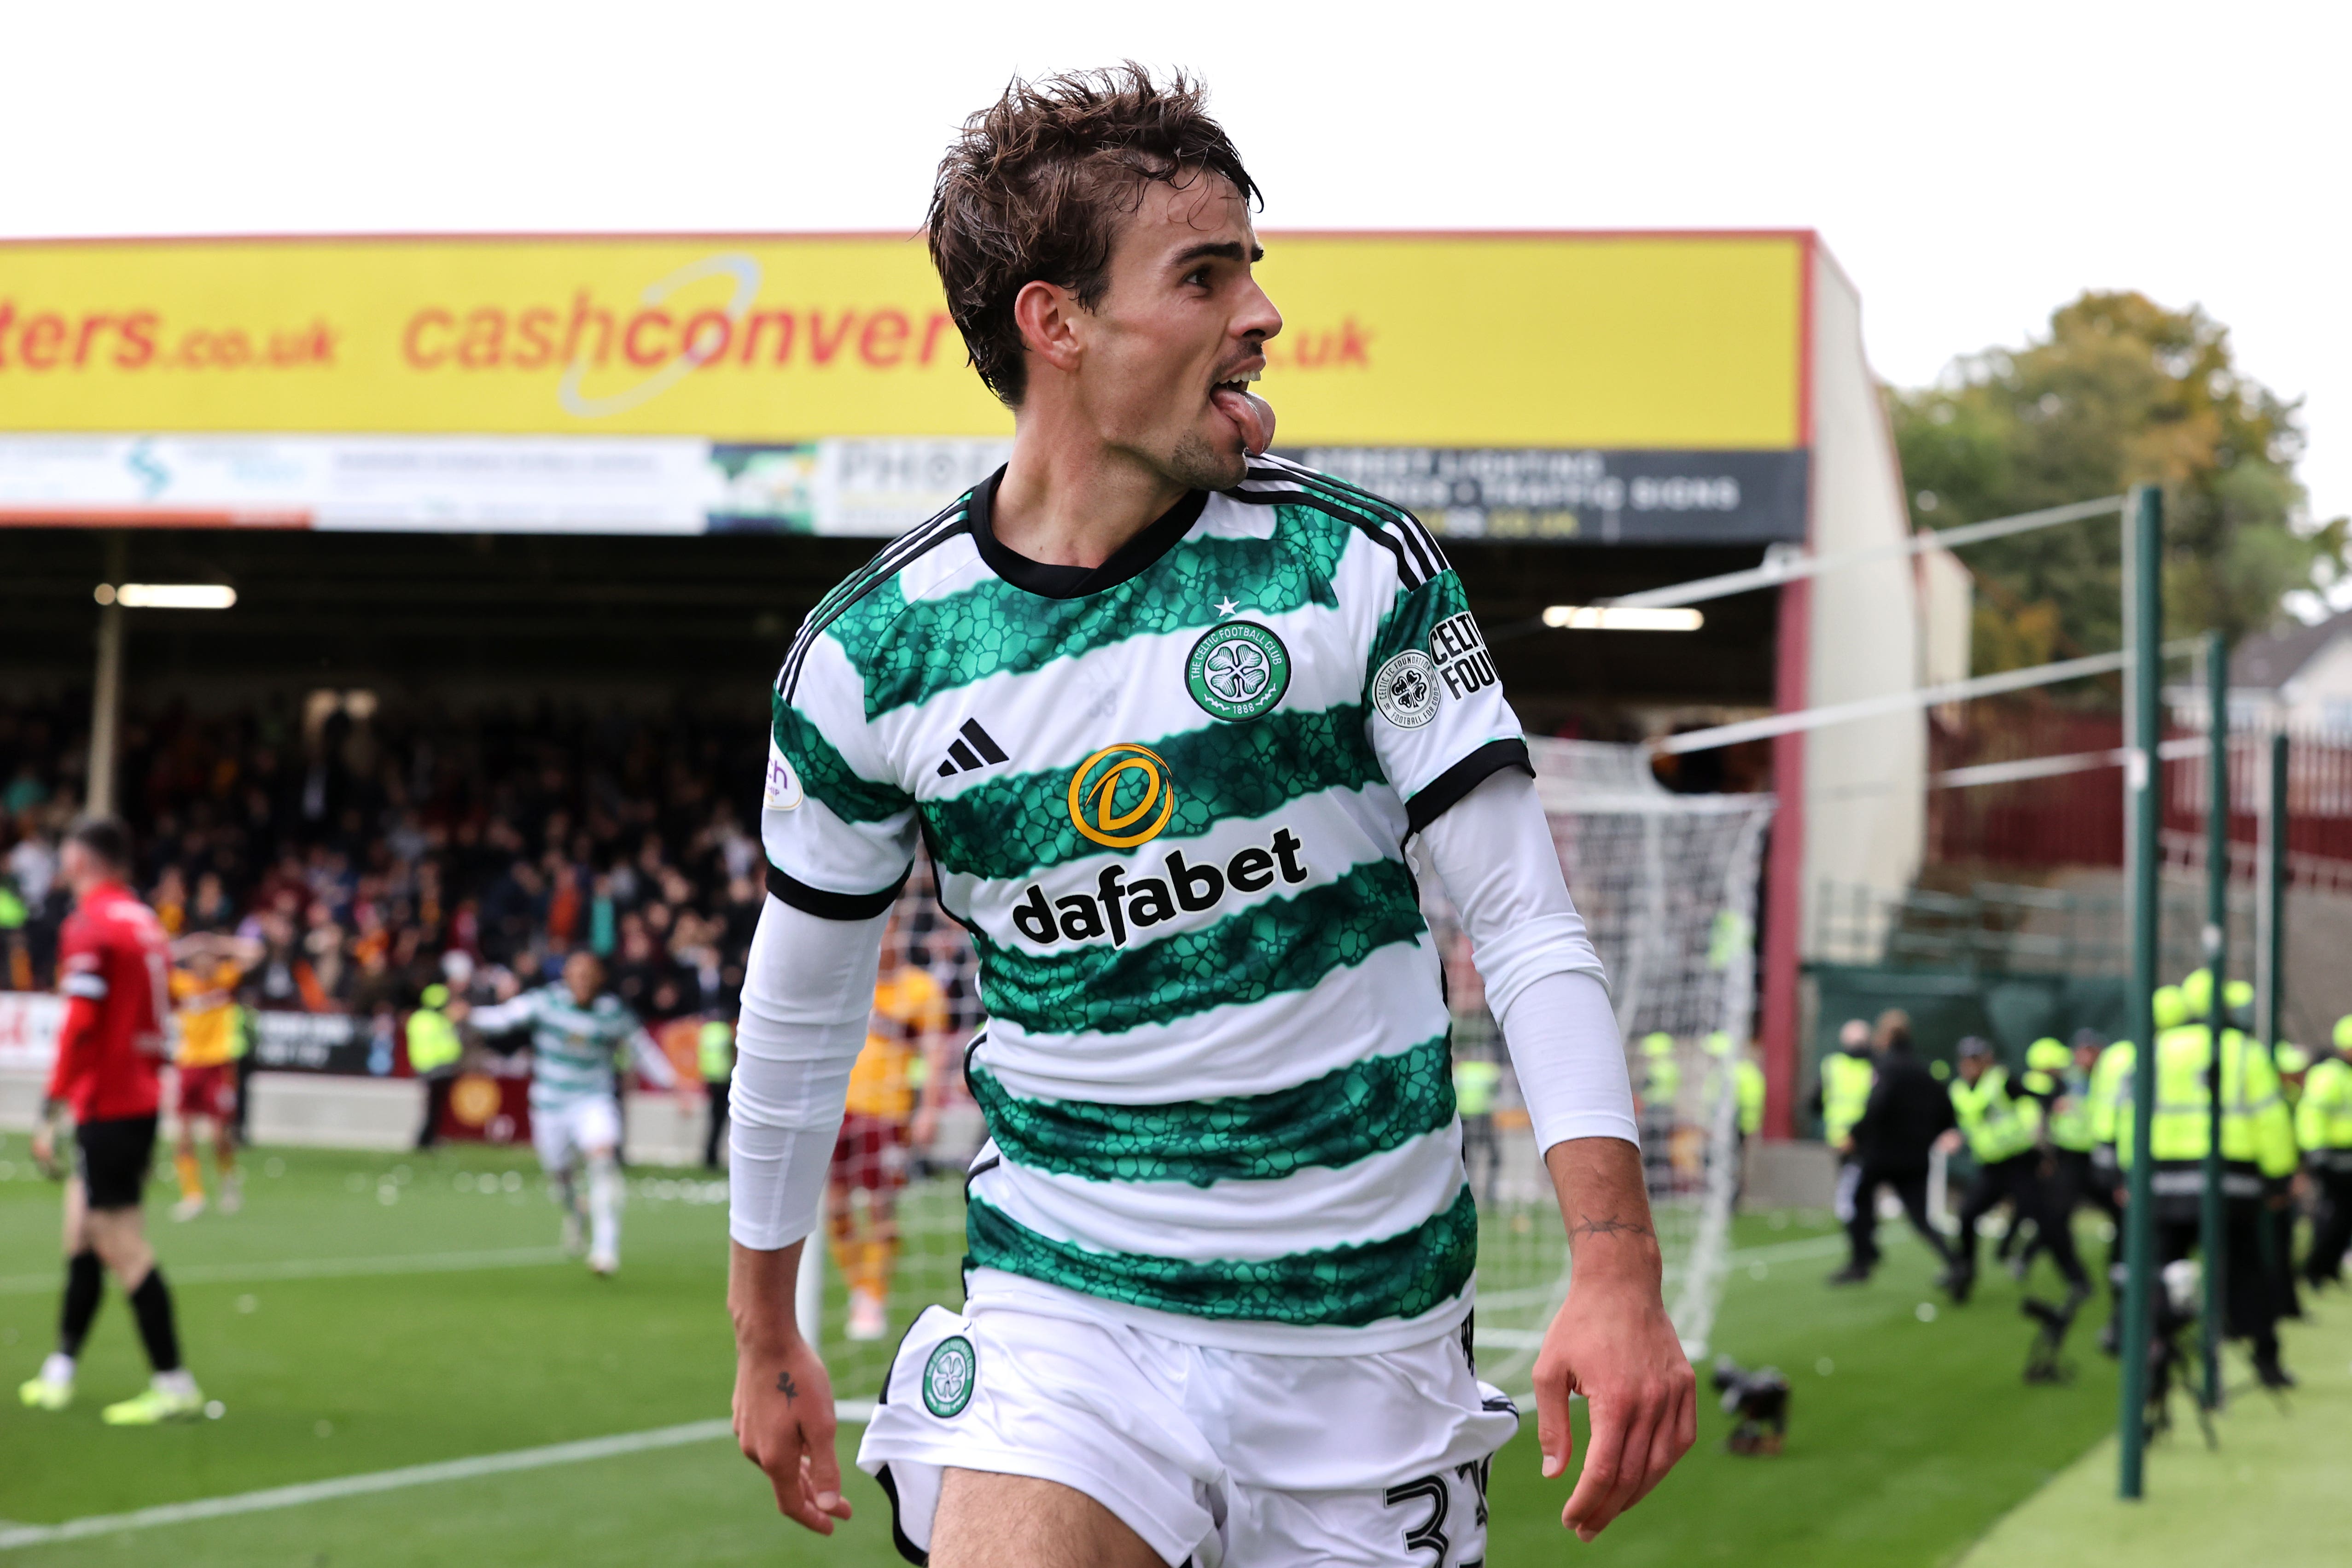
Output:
[763, 456, 1529, 1352]
[468, 985, 644, 1109]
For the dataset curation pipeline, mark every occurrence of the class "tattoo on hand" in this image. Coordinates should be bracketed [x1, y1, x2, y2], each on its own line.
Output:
[776, 1371, 798, 1402]
[1572, 1214, 1654, 1242]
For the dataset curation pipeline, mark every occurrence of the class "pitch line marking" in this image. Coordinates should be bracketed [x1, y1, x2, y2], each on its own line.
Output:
[0, 1402, 880, 1550]
[0, 1245, 571, 1296]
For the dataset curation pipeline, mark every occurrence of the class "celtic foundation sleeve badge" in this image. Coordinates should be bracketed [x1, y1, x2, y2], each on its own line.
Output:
[1185, 622, 1291, 723]
[1372, 649, 1440, 729]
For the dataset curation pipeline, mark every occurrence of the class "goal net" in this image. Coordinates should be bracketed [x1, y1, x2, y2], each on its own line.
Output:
[1433, 740, 1772, 1390]
[808, 739, 1771, 1401]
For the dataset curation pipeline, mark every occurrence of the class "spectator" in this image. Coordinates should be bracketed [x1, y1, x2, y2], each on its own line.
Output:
[0, 699, 778, 1044]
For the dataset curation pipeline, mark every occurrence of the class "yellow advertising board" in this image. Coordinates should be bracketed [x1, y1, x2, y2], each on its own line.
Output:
[0, 233, 1806, 449]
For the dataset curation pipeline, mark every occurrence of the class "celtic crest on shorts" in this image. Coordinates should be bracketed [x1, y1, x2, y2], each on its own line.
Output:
[1185, 621, 1291, 722]
[921, 1335, 977, 1418]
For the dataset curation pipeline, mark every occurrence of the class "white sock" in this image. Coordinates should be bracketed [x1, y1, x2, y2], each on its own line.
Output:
[153, 1368, 198, 1398]
[588, 1157, 621, 1258]
[40, 1352, 74, 1386]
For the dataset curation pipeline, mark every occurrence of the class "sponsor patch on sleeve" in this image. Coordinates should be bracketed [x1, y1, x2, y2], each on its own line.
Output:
[763, 740, 803, 812]
[1428, 612, 1499, 700]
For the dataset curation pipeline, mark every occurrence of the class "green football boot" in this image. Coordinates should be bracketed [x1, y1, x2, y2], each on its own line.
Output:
[18, 1374, 73, 1411]
[101, 1380, 205, 1425]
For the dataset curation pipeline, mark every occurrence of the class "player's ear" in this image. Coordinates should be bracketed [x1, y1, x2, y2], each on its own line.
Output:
[1012, 280, 1084, 379]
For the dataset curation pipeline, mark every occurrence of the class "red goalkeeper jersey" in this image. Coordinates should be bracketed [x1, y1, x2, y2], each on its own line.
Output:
[46, 881, 170, 1121]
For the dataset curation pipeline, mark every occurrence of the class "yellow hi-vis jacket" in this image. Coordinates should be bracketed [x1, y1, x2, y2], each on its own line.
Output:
[699, 1020, 735, 1083]
[2297, 1055, 2352, 1166]
[1951, 1066, 2042, 1165]
[1821, 1049, 1875, 1147]
[2089, 1040, 2135, 1148]
[406, 1006, 463, 1075]
[1735, 1058, 1765, 1137]
[2115, 1024, 2298, 1195]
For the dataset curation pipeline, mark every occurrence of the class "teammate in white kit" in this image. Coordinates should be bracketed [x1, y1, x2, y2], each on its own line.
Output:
[458, 952, 678, 1276]
[726, 67, 1695, 1566]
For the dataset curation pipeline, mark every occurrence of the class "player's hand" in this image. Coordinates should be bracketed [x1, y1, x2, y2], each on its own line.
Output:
[1534, 1270, 1696, 1542]
[29, 1122, 58, 1179]
[734, 1332, 853, 1533]
[910, 1106, 940, 1151]
[1935, 1130, 1963, 1154]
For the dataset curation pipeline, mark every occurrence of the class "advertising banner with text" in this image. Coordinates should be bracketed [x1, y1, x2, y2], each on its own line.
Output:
[0, 232, 1809, 542]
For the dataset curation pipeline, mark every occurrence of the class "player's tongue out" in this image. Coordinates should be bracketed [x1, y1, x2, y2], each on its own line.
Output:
[1210, 384, 1275, 456]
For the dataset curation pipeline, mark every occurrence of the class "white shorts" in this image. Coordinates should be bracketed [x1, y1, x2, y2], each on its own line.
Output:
[531, 1096, 620, 1172]
[858, 1282, 1518, 1567]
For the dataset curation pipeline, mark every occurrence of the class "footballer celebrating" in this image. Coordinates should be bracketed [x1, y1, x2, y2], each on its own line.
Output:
[454, 951, 683, 1276]
[727, 67, 1694, 1565]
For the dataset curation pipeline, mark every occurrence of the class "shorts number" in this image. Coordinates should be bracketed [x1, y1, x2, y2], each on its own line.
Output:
[1382, 1476, 1449, 1563]
[1384, 1464, 1489, 1566]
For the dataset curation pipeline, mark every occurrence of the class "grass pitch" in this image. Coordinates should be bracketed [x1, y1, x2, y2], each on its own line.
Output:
[1960, 1287, 2352, 1568]
[0, 1138, 2129, 1565]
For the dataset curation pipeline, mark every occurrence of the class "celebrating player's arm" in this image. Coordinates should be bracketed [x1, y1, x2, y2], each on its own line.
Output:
[726, 899, 891, 1534]
[618, 1017, 701, 1113]
[1386, 601, 1697, 1544]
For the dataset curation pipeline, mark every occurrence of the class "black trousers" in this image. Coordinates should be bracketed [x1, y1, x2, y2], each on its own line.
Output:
[1958, 1154, 2085, 1289]
[2155, 1200, 2281, 1358]
[417, 1073, 454, 1148]
[1460, 1113, 1501, 1206]
[2305, 1166, 2352, 1286]
[2018, 1148, 2116, 1278]
[1847, 1165, 1954, 1273]
[704, 1079, 730, 1170]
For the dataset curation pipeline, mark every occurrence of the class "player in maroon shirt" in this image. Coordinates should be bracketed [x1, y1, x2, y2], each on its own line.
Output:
[17, 817, 207, 1424]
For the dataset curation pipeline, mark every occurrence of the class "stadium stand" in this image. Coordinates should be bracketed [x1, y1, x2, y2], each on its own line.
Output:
[0, 696, 786, 1030]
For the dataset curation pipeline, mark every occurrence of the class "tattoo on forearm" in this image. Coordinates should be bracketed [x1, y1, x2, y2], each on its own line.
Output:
[776, 1371, 798, 1403]
[1572, 1213, 1654, 1242]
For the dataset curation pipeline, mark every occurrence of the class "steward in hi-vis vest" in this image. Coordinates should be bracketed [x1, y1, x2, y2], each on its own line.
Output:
[2299, 1017, 2352, 1290]
[2114, 970, 2299, 1389]
[1940, 1037, 2086, 1306]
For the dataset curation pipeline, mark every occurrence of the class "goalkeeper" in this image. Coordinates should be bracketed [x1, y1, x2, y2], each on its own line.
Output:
[724, 66, 1693, 1568]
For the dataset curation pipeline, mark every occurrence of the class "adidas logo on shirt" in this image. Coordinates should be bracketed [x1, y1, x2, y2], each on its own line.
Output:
[937, 719, 1010, 779]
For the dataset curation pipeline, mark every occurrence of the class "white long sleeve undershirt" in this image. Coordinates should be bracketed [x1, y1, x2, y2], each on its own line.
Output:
[724, 897, 888, 1250]
[1417, 768, 1640, 1155]
[727, 763, 1637, 1251]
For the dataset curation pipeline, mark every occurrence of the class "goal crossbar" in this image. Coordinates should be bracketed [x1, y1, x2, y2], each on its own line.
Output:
[1655, 640, 2200, 756]
[1607, 495, 2127, 612]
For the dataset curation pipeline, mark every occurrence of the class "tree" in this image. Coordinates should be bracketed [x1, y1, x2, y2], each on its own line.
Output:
[1889, 291, 2343, 678]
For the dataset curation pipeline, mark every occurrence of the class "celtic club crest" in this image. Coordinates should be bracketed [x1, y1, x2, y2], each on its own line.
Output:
[921, 1335, 976, 1418]
[1185, 621, 1292, 722]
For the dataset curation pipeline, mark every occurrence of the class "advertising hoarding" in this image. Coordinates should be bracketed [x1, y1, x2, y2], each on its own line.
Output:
[0, 232, 1810, 542]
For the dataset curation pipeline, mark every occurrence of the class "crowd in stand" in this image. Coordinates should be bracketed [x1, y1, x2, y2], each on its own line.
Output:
[0, 695, 770, 1026]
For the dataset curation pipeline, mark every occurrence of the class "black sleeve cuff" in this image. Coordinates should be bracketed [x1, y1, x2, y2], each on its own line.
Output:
[765, 861, 911, 921]
[1403, 737, 1534, 836]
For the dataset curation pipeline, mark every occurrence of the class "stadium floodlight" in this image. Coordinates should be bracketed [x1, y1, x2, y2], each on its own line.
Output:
[1543, 605, 1704, 631]
[95, 583, 238, 609]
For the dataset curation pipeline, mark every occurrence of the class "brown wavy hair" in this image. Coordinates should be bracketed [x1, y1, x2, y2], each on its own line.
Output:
[926, 64, 1262, 407]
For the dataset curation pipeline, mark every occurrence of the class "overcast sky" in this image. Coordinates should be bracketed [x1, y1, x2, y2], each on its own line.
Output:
[8, 1, 2347, 538]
